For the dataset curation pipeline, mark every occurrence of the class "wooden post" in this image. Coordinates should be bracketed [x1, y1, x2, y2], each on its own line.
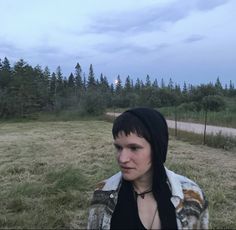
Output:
[175, 106, 177, 137]
[203, 109, 207, 145]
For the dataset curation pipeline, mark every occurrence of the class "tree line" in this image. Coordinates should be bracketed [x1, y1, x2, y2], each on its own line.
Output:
[0, 57, 235, 118]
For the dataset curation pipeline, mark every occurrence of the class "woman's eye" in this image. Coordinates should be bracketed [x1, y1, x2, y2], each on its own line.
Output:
[114, 145, 122, 151]
[130, 146, 139, 152]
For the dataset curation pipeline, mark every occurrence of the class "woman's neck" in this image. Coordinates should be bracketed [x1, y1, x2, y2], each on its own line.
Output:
[132, 174, 152, 193]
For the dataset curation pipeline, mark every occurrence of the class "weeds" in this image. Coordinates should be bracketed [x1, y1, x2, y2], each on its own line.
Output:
[159, 101, 236, 128]
[169, 128, 236, 151]
[45, 166, 88, 192]
[206, 131, 236, 150]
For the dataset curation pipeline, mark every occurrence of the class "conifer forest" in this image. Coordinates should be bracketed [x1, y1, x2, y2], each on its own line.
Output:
[0, 57, 235, 119]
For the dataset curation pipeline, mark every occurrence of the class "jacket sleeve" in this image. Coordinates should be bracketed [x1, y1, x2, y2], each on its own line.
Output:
[199, 196, 209, 229]
[197, 190, 209, 229]
[87, 189, 113, 230]
[87, 206, 103, 230]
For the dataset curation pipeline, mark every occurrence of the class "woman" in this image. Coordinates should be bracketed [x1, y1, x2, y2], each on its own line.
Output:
[87, 108, 208, 229]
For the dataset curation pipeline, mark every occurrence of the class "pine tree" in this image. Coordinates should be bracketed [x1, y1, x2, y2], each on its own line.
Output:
[183, 82, 187, 95]
[152, 78, 159, 88]
[83, 74, 87, 91]
[124, 75, 132, 92]
[41, 66, 51, 108]
[87, 64, 96, 90]
[49, 72, 57, 108]
[74, 63, 83, 96]
[135, 78, 141, 91]
[229, 80, 235, 96]
[161, 78, 165, 88]
[43, 66, 50, 87]
[0, 58, 2, 70]
[0, 57, 12, 89]
[168, 78, 174, 90]
[100, 74, 109, 92]
[56, 66, 63, 93]
[145, 74, 151, 88]
[110, 83, 114, 95]
[215, 77, 223, 95]
[0, 58, 12, 116]
[2, 57, 11, 72]
[12, 59, 39, 116]
[68, 73, 75, 88]
[115, 75, 122, 94]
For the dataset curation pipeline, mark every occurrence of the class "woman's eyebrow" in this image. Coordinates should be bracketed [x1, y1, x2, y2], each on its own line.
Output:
[127, 143, 143, 147]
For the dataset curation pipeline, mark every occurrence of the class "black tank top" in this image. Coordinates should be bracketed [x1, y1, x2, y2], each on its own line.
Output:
[111, 180, 146, 229]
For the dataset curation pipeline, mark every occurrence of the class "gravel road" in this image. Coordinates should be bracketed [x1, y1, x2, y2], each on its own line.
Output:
[106, 112, 236, 137]
[166, 120, 236, 137]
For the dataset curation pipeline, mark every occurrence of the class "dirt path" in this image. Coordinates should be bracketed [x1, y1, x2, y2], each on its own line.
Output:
[106, 112, 236, 137]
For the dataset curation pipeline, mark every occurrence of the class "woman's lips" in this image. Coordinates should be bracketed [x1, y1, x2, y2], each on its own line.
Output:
[120, 166, 134, 172]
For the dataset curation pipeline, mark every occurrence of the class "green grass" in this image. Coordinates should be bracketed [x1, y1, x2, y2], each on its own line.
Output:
[166, 138, 236, 229]
[0, 120, 118, 228]
[0, 109, 105, 123]
[159, 96, 236, 128]
[168, 128, 236, 150]
[0, 120, 235, 228]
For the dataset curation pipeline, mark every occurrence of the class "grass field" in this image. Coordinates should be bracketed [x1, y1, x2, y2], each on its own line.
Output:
[159, 102, 236, 129]
[0, 120, 235, 229]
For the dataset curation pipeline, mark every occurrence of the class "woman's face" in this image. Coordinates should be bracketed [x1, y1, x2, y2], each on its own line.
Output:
[113, 131, 152, 183]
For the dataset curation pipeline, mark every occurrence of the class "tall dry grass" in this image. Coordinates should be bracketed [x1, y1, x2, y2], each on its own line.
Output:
[0, 120, 235, 228]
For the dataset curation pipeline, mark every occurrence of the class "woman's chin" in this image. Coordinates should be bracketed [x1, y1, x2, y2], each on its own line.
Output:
[121, 173, 136, 181]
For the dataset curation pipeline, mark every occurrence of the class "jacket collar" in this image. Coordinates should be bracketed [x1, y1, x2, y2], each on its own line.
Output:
[165, 168, 184, 200]
[101, 168, 184, 207]
[165, 168, 184, 208]
[102, 172, 122, 191]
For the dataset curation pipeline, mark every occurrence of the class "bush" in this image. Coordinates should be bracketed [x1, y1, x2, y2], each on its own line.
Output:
[80, 91, 106, 116]
[202, 95, 226, 112]
[206, 131, 236, 150]
[178, 102, 202, 112]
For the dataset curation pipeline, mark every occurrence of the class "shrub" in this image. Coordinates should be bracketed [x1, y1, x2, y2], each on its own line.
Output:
[178, 102, 202, 112]
[80, 91, 106, 116]
[206, 131, 236, 150]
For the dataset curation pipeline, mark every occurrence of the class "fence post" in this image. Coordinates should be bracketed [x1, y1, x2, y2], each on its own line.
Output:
[175, 106, 177, 137]
[203, 109, 207, 144]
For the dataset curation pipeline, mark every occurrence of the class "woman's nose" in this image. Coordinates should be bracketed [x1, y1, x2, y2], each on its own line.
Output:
[118, 149, 130, 163]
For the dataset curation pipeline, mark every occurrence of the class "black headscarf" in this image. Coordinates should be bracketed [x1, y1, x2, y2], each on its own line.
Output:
[123, 107, 177, 229]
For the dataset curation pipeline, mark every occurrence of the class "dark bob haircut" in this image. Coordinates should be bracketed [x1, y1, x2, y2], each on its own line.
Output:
[112, 111, 151, 143]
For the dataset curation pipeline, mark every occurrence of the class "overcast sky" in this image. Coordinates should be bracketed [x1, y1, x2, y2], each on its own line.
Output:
[1, 0, 235, 86]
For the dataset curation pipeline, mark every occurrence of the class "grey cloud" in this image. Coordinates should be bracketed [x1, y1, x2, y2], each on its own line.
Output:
[87, 0, 229, 34]
[0, 40, 60, 62]
[195, 0, 229, 11]
[96, 43, 121, 53]
[0, 40, 21, 56]
[183, 34, 205, 43]
[88, 3, 187, 34]
[95, 41, 169, 54]
[95, 43, 149, 53]
[33, 45, 60, 56]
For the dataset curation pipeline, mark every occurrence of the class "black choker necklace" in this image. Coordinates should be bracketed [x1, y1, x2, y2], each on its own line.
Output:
[134, 189, 152, 199]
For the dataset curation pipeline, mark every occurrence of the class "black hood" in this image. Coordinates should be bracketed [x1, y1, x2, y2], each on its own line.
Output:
[125, 107, 169, 163]
[125, 107, 177, 229]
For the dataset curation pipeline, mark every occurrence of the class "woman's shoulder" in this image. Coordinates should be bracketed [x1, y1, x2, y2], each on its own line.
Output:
[166, 168, 207, 206]
[166, 168, 209, 229]
[94, 171, 122, 191]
